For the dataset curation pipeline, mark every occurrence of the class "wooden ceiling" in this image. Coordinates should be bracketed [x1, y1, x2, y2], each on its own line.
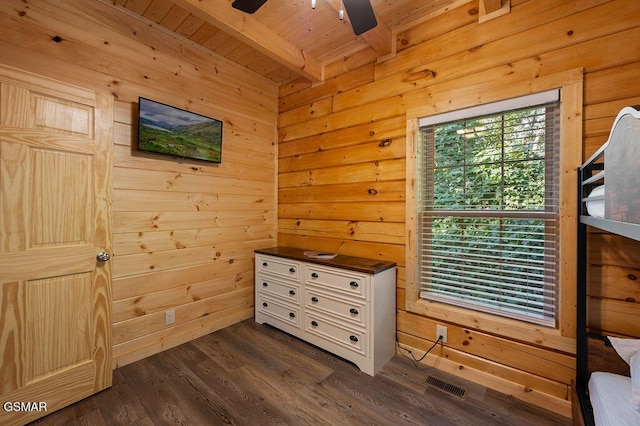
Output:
[114, 0, 508, 84]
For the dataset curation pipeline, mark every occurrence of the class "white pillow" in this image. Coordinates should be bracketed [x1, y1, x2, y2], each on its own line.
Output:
[608, 337, 640, 365]
[631, 353, 640, 411]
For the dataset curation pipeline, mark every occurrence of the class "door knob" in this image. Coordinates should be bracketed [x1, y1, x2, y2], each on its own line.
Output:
[96, 251, 110, 262]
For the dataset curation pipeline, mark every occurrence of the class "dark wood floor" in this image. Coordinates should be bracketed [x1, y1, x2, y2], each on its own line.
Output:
[31, 320, 571, 425]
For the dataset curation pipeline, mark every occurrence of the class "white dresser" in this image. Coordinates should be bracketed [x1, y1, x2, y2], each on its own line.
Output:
[254, 247, 396, 376]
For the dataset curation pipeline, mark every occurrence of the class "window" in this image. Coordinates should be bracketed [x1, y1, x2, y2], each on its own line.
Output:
[417, 91, 560, 327]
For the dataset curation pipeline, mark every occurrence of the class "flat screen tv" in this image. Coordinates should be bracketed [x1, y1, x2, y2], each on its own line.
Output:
[137, 97, 223, 163]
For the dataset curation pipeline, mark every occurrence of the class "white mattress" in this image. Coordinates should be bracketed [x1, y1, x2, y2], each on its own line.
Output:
[585, 185, 605, 218]
[589, 372, 640, 425]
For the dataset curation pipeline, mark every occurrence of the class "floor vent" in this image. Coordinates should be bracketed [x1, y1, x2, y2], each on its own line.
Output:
[425, 376, 467, 399]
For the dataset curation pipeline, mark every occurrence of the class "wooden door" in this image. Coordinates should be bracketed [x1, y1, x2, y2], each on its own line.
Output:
[0, 65, 112, 425]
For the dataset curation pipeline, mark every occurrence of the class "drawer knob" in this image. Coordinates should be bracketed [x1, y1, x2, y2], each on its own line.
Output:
[289, 312, 296, 318]
[262, 302, 268, 307]
[349, 308, 358, 315]
[311, 272, 319, 278]
[262, 282, 268, 287]
[311, 321, 318, 327]
[349, 335, 358, 342]
[289, 290, 296, 295]
[311, 296, 319, 303]
[349, 281, 359, 288]
[262, 262, 268, 267]
[289, 267, 296, 273]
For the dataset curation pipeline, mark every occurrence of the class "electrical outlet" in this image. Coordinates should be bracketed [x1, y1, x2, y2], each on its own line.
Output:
[436, 324, 448, 344]
[165, 309, 176, 325]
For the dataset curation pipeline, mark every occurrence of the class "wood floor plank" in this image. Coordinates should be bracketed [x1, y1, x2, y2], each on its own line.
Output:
[30, 320, 571, 426]
[157, 350, 272, 425]
[224, 322, 335, 382]
[95, 369, 155, 425]
[171, 345, 293, 424]
[324, 363, 486, 425]
[119, 360, 197, 424]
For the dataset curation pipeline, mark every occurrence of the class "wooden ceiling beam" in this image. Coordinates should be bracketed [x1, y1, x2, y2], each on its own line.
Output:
[479, 0, 511, 23]
[171, 0, 324, 82]
[359, 16, 394, 58]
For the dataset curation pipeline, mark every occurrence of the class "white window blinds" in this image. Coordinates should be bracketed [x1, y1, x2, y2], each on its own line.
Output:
[417, 91, 560, 326]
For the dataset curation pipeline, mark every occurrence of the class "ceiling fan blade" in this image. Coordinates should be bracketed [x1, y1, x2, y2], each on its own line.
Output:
[342, 0, 378, 35]
[231, 0, 268, 14]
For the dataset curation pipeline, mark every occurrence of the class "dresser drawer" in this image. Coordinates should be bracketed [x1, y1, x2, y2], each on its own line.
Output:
[305, 265, 367, 300]
[257, 275, 300, 303]
[305, 288, 367, 327]
[305, 312, 367, 356]
[257, 255, 300, 281]
[256, 295, 300, 328]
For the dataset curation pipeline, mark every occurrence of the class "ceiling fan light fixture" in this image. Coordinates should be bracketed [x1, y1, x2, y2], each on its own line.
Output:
[234, 0, 378, 37]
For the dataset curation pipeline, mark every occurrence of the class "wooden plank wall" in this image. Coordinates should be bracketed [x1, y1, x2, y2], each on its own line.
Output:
[0, 0, 278, 367]
[278, 0, 640, 416]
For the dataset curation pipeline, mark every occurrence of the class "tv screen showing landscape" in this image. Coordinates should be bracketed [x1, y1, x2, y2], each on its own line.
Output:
[137, 97, 223, 163]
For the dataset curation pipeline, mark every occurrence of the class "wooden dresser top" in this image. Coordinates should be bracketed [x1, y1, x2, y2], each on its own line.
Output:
[255, 246, 396, 275]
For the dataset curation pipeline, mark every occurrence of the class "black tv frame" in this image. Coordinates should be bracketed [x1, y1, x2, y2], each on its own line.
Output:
[137, 97, 223, 163]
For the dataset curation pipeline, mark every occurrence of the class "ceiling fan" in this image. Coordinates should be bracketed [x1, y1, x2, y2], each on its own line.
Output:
[231, 0, 378, 36]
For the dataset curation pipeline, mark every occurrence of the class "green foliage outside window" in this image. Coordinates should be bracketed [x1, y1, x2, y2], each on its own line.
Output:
[421, 106, 558, 323]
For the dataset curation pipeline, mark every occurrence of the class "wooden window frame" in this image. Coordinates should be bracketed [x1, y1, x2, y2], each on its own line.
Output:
[405, 69, 583, 352]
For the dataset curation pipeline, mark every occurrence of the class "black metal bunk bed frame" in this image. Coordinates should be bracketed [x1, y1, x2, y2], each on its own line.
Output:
[576, 106, 640, 425]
